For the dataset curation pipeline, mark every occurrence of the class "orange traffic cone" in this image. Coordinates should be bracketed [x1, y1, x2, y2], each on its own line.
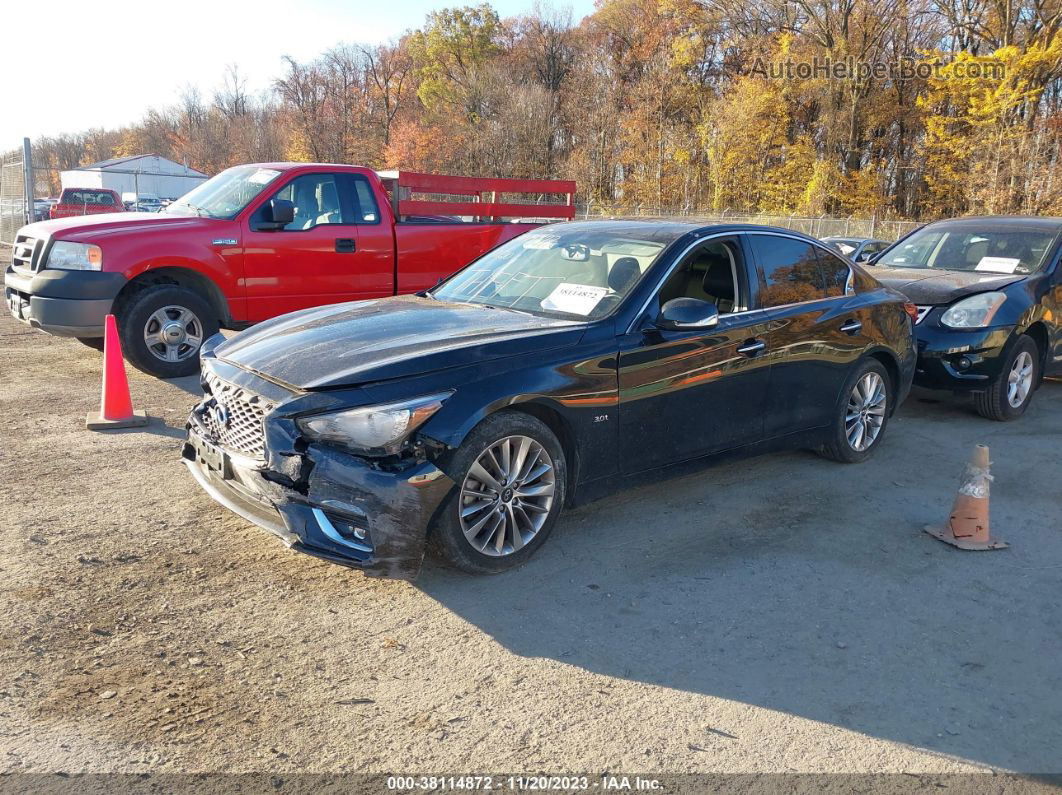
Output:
[924, 444, 1007, 550]
[86, 314, 148, 430]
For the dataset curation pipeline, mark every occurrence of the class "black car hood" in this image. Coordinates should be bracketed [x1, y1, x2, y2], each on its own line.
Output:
[871, 266, 1025, 304]
[216, 294, 585, 390]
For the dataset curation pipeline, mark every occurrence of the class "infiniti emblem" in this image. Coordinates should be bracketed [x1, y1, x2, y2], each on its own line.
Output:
[211, 402, 231, 428]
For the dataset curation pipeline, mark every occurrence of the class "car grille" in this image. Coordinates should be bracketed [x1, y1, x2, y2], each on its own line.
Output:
[197, 371, 275, 461]
[915, 305, 932, 325]
[11, 234, 45, 272]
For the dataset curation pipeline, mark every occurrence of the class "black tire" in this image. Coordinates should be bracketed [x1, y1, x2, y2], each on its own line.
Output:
[430, 411, 567, 574]
[116, 285, 218, 378]
[819, 358, 894, 463]
[973, 334, 1040, 421]
[76, 337, 104, 352]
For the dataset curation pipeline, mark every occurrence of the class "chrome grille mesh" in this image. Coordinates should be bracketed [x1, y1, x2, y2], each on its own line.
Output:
[197, 372, 275, 460]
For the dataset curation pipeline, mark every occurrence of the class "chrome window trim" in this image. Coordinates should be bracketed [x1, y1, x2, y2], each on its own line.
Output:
[625, 229, 853, 334]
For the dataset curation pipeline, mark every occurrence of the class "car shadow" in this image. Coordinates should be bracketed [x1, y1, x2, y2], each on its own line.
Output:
[415, 387, 1062, 772]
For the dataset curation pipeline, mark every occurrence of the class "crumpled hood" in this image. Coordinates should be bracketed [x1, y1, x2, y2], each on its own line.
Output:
[217, 294, 585, 390]
[21, 212, 213, 242]
[871, 266, 1025, 304]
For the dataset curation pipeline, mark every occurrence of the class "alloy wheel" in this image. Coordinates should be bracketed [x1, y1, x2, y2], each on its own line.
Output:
[459, 435, 556, 557]
[143, 305, 203, 363]
[1006, 350, 1034, 408]
[845, 372, 887, 452]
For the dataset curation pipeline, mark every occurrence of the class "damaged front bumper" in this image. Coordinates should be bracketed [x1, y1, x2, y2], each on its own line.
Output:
[182, 368, 456, 579]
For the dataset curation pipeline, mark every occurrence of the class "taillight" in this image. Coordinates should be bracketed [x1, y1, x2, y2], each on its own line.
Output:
[903, 302, 919, 322]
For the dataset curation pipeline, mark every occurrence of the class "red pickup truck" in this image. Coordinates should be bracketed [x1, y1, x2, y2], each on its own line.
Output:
[5, 164, 575, 377]
[50, 187, 124, 219]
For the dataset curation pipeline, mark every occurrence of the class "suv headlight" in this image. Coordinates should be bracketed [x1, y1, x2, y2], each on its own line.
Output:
[47, 241, 103, 271]
[297, 392, 452, 454]
[940, 292, 1007, 328]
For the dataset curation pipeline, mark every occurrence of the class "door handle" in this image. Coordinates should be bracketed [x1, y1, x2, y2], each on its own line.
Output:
[840, 319, 863, 335]
[736, 339, 766, 357]
[335, 238, 356, 253]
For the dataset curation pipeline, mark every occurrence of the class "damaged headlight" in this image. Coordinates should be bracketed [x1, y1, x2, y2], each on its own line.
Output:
[940, 292, 1007, 328]
[297, 392, 452, 454]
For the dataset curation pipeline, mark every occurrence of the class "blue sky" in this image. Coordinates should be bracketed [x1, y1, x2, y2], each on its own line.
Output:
[3, 0, 596, 147]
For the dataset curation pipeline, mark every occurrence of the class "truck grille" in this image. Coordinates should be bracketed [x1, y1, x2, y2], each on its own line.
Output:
[197, 372, 275, 461]
[12, 234, 44, 272]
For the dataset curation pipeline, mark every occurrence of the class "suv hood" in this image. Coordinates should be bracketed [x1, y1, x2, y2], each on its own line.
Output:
[22, 212, 215, 242]
[216, 294, 586, 390]
[870, 266, 1025, 304]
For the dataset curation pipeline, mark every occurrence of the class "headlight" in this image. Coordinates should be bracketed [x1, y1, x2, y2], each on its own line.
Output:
[46, 241, 103, 271]
[940, 292, 1007, 328]
[297, 392, 452, 454]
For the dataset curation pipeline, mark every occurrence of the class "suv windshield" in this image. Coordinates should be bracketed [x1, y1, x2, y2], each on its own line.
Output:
[878, 224, 1060, 275]
[165, 166, 282, 219]
[432, 225, 667, 320]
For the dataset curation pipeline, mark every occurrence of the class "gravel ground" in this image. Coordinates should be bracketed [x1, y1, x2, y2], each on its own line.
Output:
[1, 313, 1060, 779]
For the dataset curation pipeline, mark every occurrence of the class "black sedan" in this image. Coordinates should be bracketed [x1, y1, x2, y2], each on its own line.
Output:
[870, 216, 1062, 420]
[183, 221, 916, 578]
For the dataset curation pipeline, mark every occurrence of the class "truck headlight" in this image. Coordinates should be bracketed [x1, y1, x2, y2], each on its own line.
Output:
[297, 392, 452, 454]
[46, 241, 103, 271]
[940, 292, 1007, 328]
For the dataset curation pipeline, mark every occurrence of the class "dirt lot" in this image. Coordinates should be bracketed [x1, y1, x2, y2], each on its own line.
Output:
[1, 312, 1060, 778]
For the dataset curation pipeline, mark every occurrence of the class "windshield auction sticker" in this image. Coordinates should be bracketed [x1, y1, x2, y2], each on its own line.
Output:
[541, 283, 608, 315]
[975, 256, 1021, 273]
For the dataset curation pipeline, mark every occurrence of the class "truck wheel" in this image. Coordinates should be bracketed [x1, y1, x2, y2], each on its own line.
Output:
[973, 334, 1039, 421]
[117, 285, 218, 378]
[430, 411, 567, 574]
[76, 337, 104, 352]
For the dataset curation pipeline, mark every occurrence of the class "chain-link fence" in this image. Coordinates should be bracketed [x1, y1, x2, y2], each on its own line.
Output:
[579, 205, 922, 242]
[1, 139, 33, 247]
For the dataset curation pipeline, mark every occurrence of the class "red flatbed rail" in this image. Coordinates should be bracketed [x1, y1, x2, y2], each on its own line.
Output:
[378, 170, 577, 221]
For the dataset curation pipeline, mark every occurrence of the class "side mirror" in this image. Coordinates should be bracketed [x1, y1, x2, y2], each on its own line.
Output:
[855, 251, 872, 263]
[256, 198, 295, 230]
[656, 297, 719, 331]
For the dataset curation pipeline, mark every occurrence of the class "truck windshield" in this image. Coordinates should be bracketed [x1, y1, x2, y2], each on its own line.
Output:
[878, 224, 1060, 275]
[431, 225, 667, 320]
[165, 166, 282, 220]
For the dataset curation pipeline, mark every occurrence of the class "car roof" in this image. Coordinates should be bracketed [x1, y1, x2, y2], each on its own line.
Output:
[925, 215, 1062, 231]
[555, 219, 828, 247]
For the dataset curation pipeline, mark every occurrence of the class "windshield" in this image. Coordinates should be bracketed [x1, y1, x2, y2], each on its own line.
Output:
[432, 225, 668, 320]
[878, 225, 1059, 275]
[165, 166, 282, 219]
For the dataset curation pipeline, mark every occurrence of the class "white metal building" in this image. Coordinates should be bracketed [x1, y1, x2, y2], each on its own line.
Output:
[60, 154, 208, 201]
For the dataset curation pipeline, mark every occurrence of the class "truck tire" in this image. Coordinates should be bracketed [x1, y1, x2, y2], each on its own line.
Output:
[76, 337, 104, 352]
[116, 285, 218, 378]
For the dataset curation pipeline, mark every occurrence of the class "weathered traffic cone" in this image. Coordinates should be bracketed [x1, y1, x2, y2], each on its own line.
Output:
[924, 444, 1007, 550]
[86, 314, 148, 430]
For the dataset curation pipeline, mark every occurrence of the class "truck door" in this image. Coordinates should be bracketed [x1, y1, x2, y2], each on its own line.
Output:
[242, 171, 394, 322]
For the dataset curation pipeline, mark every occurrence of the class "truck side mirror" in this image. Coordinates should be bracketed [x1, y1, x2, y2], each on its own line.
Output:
[256, 198, 295, 230]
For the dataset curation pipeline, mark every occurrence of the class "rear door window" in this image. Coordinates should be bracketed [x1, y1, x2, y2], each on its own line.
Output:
[748, 234, 848, 308]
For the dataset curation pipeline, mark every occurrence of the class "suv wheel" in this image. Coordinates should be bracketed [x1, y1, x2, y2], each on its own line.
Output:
[117, 285, 218, 378]
[430, 411, 567, 574]
[974, 334, 1039, 421]
[819, 358, 893, 463]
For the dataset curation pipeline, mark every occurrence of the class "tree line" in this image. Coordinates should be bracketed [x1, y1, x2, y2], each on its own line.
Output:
[31, 0, 1062, 219]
